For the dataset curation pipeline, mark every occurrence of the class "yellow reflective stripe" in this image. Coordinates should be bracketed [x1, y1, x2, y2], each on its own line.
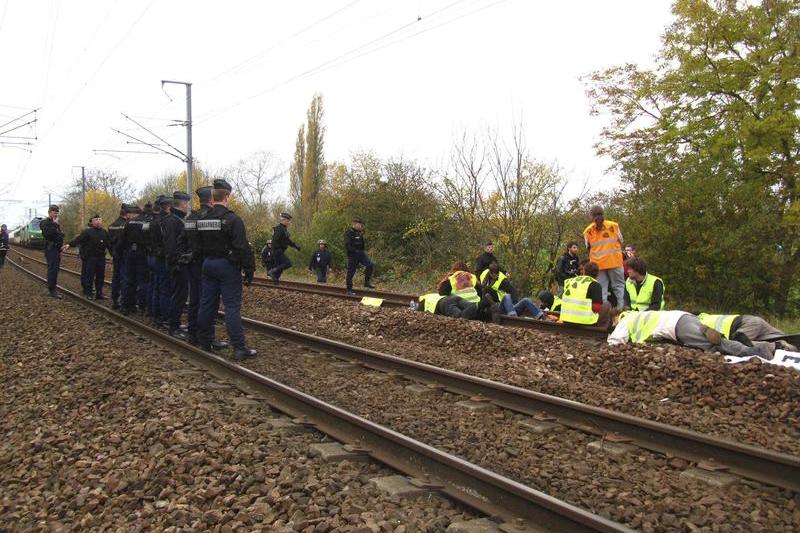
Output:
[590, 248, 621, 258]
[590, 238, 619, 247]
[560, 309, 595, 317]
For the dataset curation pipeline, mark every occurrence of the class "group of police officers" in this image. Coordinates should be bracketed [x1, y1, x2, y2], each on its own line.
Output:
[43, 179, 258, 360]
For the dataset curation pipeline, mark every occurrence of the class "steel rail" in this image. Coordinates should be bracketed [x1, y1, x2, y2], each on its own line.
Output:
[8, 256, 632, 533]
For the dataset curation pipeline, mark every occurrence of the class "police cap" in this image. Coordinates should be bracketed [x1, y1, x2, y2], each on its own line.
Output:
[213, 178, 232, 192]
[126, 205, 142, 214]
[280, 212, 292, 220]
[195, 185, 212, 201]
[90, 213, 101, 220]
[156, 195, 173, 206]
[48, 204, 60, 213]
[173, 191, 191, 202]
[352, 217, 363, 224]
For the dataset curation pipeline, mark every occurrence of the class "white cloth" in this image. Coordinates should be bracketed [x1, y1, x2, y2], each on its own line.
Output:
[724, 349, 800, 371]
[607, 310, 690, 345]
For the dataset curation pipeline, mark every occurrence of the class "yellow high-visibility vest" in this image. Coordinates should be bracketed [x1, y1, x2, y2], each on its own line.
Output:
[697, 313, 739, 339]
[419, 293, 445, 314]
[479, 269, 509, 300]
[626, 273, 665, 311]
[560, 275, 599, 325]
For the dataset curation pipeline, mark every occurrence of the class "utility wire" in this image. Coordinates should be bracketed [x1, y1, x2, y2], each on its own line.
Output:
[122, 113, 186, 158]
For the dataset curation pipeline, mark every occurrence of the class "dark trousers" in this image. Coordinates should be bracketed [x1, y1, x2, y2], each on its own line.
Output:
[169, 266, 189, 330]
[346, 250, 374, 290]
[271, 249, 291, 279]
[111, 253, 125, 303]
[198, 258, 245, 349]
[122, 249, 147, 310]
[315, 266, 327, 283]
[45, 247, 61, 292]
[187, 261, 210, 340]
[0, 249, 6, 267]
[148, 256, 165, 319]
[82, 255, 106, 296]
[159, 260, 173, 323]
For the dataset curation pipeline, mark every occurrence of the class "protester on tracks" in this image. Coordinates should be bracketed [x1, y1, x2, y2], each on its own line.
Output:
[163, 191, 191, 339]
[480, 262, 549, 320]
[560, 261, 612, 328]
[538, 290, 562, 313]
[344, 217, 375, 295]
[624, 257, 665, 311]
[196, 178, 257, 360]
[475, 240, 503, 276]
[416, 293, 479, 319]
[554, 241, 580, 296]
[308, 239, 332, 283]
[696, 313, 796, 351]
[116, 205, 149, 314]
[63, 214, 111, 300]
[108, 205, 128, 309]
[0, 224, 9, 268]
[40, 205, 65, 299]
[260, 239, 274, 272]
[268, 213, 300, 282]
[438, 261, 481, 302]
[608, 310, 777, 358]
[583, 205, 625, 310]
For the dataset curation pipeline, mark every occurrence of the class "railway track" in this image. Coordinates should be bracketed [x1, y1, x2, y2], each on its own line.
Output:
[13, 247, 800, 492]
[39, 247, 610, 340]
[7, 255, 634, 533]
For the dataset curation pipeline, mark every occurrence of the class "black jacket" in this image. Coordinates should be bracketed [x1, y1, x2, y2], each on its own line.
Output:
[178, 205, 210, 264]
[475, 252, 500, 276]
[199, 205, 255, 273]
[309, 249, 332, 270]
[0, 230, 8, 249]
[107, 216, 126, 253]
[480, 275, 516, 304]
[344, 228, 365, 254]
[40, 217, 65, 248]
[261, 245, 275, 269]
[162, 208, 186, 268]
[116, 216, 148, 255]
[68, 226, 111, 258]
[272, 224, 298, 252]
[554, 252, 580, 283]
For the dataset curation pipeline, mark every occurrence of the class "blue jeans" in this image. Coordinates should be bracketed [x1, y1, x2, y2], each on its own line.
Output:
[346, 251, 374, 290]
[500, 295, 544, 318]
[122, 248, 147, 311]
[45, 246, 61, 292]
[271, 249, 291, 279]
[197, 258, 245, 349]
[169, 265, 189, 330]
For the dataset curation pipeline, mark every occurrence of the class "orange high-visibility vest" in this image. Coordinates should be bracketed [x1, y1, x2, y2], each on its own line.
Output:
[583, 220, 623, 270]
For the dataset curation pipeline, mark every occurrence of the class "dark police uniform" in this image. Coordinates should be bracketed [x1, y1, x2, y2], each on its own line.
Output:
[260, 241, 274, 271]
[268, 214, 299, 281]
[116, 206, 148, 313]
[140, 203, 155, 315]
[163, 192, 190, 336]
[0, 227, 8, 267]
[178, 186, 215, 344]
[108, 207, 127, 308]
[68, 219, 111, 298]
[40, 206, 65, 297]
[196, 179, 256, 359]
[308, 247, 332, 283]
[149, 199, 170, 324]
[344, 219, 374, 292]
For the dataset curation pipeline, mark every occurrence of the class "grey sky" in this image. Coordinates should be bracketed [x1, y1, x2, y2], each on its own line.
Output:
[0, 0, 673, 224]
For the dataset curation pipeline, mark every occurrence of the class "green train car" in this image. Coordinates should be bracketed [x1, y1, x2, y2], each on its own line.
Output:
[18, 217, 44, 248]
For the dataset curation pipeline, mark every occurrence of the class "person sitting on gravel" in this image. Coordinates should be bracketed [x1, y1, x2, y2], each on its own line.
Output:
[560, 261, 612, 328]
[480, 262, 549, 320]
[417, 293, 478, 319]
[538, 290, 561, 313]
[624, 257, 665, 311]
[696, 313, 797, 351]
[438, 261, 482, 305]
[608, 310, 777, 358]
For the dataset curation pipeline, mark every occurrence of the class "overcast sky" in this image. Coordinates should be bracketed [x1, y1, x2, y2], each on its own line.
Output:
[0, 0, 674, 225]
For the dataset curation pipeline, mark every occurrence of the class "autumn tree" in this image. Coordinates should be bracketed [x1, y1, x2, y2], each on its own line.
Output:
[289, 124, 305, 208]
[585, 0, 800, 314]
[297, 93, 326, 225]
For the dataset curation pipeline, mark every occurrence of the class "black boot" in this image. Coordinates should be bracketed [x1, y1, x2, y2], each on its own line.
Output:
[234, 347, 257, 360]
[49, 290, 63, 299]
[169, 329, 188, 340]
[211, 339, 229, 350]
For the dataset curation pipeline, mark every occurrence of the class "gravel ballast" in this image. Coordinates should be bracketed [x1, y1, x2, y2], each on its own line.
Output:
[0, 262, 477, 531]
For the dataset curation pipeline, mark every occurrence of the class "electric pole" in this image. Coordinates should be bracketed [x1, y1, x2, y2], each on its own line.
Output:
[73, 165, 86, 223]
[161, 80, 193, 194]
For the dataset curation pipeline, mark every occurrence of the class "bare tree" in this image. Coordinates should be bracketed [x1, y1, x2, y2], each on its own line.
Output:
[227, 150, 285, 210]
[76, 168, 134, 201]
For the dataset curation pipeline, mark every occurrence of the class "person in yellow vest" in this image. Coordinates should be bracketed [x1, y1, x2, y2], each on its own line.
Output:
[437, 261, 482, 305]
[696, 313, 796, 351]
[416, 293, 479, 319]
[608, 310, 776, 358]
[559, 261, 612, 328]
[480, 262, 550, 319]
[538, 290, 562, 314]
[624, 257, 665, 311]
[583, 206, 625, 310]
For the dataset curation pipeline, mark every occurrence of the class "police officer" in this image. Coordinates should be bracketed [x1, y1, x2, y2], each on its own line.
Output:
[260, 240, 274, 272]
[268, 213, 300, 281]
[180, 186, 226, 348]
[64, 214, 112, 299]
[150, 197, 172, 326]
[116, 205, 148, 315]
[344, 217, 375, 295]
[108, 204, 128, 309]
[141, 202, 154, 315]
[196, 179, 256, 359]
[40, 205, 65, 298]
[164, 191, 190, 338]
[0, 224, 9, 268]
